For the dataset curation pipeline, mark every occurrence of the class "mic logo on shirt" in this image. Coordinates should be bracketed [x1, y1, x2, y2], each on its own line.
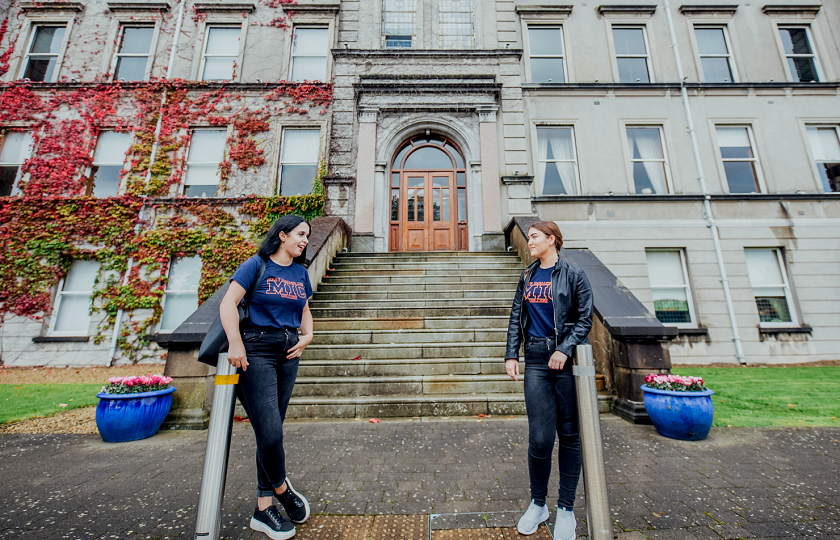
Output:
[266, 278, 307, 299]
[525, 281, 551, 303]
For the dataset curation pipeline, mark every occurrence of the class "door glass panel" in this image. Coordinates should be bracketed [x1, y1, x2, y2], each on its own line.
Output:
[407, 188, 415, 221]
[404, 146, 453, 169]
[441, 189, 450, 221]
[416, 189, 424, 221]
[433, 190, 441, 221]
[407, 176, 424, 188]
[432, 176, 448, 187]
[458, 188, 466, 221]
[391, 188, 399, 221]
[393, 143, 412, 167]
[391, 172, 400, 187]
[445, 143, 464, 167]
[457, 172, 465, 186]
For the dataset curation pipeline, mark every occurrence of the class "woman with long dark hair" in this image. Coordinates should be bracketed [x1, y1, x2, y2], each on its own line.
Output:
[220, 214, 314, 540]
[504, 221, 593, 539]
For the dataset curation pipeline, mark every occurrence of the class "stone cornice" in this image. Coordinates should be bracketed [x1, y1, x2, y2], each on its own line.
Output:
[597, 4, 657, 15]
[332, 49, 523, 60]
[678, 4, 738, 15]
[107, 1, 170, 11]
[20, 1, 83, 11]
[193, 2, 256, 12]
[289, 1, 340, 13]
[761, 4, 821, 15]
[515, 5, 574, 15]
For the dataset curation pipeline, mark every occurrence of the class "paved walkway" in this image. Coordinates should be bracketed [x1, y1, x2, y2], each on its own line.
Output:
[0, 416, 838, 539]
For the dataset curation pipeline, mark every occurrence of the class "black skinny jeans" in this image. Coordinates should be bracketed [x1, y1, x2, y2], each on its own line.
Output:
[236, 329, 300, 498]
[524, 337, 582, 510]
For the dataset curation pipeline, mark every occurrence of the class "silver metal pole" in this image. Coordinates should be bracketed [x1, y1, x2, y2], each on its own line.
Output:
[573, 344, 611, 540]
[194, 354, 238, 540]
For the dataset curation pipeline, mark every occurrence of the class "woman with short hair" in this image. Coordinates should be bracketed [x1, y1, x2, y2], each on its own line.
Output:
[220, 214, 314, 540]
[504, 221, 593, 539]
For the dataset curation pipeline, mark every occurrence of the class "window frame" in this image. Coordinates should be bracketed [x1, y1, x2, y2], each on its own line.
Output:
[744, 248, 799, 328]
[438, 0, 474, 50]
[645, 248, 698, 329]
[624, 124, 672, 194]
[85, 130, 132, 197]
[713, 124, 766, 194]
[17, 21, 73, 83]
[158, 255, 201, 333]
[276, 127, 321, 196]
[804, 123, 840, 193]
[0, 130, 34, 196]
[48, 260, 98, 337]
[182, 128, 229, 197]
[108, 23, 158, 82]
[289, 25, 330, 83]
[533, 124, 581, 195]
[524, 24, 568, 84]
[610, 24, 654, 83]
[198, 24, 244, 82]
[774, 24, 824, 83]
[381, 0, 415, 49]
[692, 24, 738, 83]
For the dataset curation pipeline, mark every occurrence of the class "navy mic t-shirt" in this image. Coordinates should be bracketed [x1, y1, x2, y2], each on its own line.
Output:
[232, 256, 313, 329]
[525, 266, 555, 338]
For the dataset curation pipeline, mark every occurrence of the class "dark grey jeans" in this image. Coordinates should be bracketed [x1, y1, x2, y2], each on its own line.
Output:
[524, 337, 582, 509]
[236, 328, 300, 498]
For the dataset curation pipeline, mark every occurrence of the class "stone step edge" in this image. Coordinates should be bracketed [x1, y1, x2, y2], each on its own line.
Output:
[299, 357, 507, 365]
[288, 393, 615, 405]
[312, 328, 507, 335]
[306, 341, 505, 350]
[295, 374, 518, 384]
[314, 316, 509, 321]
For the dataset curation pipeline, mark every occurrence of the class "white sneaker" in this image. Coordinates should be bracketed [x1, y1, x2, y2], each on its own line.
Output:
[517, 500, 549, 535]
[553, 507, 576, 540]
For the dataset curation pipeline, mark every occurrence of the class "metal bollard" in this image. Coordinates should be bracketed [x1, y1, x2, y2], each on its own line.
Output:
[194, 354, 238, 540]
[573, 344, 612, 540]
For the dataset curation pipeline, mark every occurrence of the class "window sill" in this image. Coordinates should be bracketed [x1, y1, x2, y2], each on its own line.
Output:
[33, 336, 90, 343]
[676, 327, 709, 336]
[759, 326, 812, 335]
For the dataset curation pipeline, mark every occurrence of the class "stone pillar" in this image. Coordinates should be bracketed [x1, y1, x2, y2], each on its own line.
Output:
[160, 349, 214, 430]
[478, 106, 504, 251]
[354, 108, 378, 252]
[373, 161, 387, 252]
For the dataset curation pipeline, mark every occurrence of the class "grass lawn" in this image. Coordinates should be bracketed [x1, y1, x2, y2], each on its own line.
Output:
[671, 367, 840, 428]
[0, 384, 102, 424]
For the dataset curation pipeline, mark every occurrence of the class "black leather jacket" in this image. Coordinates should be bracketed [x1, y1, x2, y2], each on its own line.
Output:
[505, 258, 594, 360]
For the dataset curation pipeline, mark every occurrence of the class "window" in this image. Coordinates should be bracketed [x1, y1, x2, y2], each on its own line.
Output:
[536, 127, 579, 195]
[279, 129, 319, 196]
[645, 250, 696, 326]
[716, 126, 761, 193]
[440, 0, 472, 50]
[807, 126, 840, 193]
[200, 26, 241, 81]
[0, 131, 33, 196]
[382, 0, 414, 48]
[22, 25, 67, 82]
[744, 248, 796, 325]
[695, 26, 735, 82]
[159, 256, 201, 332]
[626, 127, 668, 194]
[87, 131, 131, 197]
[49, 260, 100, 336]
[778, 26, 820, 82]
[112, 26, 154, 81]
[527, 26, 566, 83]
[184, 130, 227, 197]
[290, 28, 328, 82]
[613, 27, 650, 83]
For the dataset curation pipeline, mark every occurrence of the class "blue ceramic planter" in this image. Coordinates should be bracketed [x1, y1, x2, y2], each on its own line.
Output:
[95, 387, 176, 443]
[641, 384, 714, 441]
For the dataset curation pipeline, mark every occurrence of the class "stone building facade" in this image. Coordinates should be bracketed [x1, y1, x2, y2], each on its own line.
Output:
[0, 0, 838, 367]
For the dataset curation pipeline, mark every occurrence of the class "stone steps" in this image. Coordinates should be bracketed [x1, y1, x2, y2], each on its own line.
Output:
[297, 357, 508, 377]
[312, 316, 509, 331]
[302, 341, 508, 361]
[311, 328, 507, 345]
[325, 268, 523, 277]
[309, 305, 511, 319]
[316, 282, 519, 292]
[312, 290, 514, 301]
[292, 374, 522, 397]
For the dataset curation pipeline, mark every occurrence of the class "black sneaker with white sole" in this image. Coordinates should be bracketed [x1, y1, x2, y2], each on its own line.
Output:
[275, 478, 310, 524]
[250, 505, 295, 540]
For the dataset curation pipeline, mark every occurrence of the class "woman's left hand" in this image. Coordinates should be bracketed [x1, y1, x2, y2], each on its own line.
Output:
[548, 351, 568, 370]
[286, 333, 313, 359]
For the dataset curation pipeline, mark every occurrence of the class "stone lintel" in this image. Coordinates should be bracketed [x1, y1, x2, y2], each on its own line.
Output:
[515, 5, 574, 15]
[20, 1, 84, 11]
[193, 2, 256, 12]
[107, 1, 170, 11]
[597, 4, 657, 15]
[761, 4, 821, 15]
[678, 4, 738, 15]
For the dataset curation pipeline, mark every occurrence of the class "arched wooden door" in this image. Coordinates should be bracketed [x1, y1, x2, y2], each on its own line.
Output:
[388, 134, 469, 251]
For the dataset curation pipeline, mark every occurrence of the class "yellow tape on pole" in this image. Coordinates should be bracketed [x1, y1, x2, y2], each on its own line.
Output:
[214, 374, 239, 385]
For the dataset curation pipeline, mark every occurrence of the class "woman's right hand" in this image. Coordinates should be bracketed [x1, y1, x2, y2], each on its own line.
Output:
[505, 359, 520, 381]
[227, 340, 248, 371]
